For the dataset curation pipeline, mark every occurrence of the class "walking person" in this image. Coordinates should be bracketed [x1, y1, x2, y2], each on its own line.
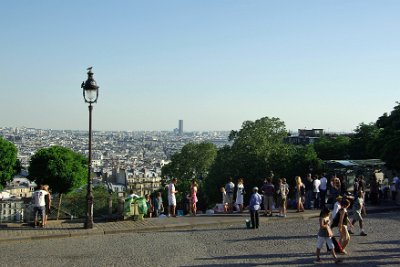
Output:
[225, 177, 235, 213]
[32, 185, 49, 228]
[337, 199, 352, 255]
[248, 187, 262, 229]
[277, 178, 289, 217]
[349, 191, 367, 236]
[295, 176, 305, 212]
[261, 177, 275, 216]
[168, 178, 178, 217]
[190, 179, 198, 216]
[315, 207, 342, 264]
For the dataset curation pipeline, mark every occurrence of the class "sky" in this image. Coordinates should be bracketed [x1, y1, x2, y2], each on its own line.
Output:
[1, 1, 399, 133]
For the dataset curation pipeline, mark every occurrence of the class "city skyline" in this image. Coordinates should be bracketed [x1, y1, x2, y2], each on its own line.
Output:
[1, 1, 399, 132]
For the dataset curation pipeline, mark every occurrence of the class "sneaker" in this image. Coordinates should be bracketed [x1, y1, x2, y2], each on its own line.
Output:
[348, 229, 354, 234]
[360, 232, 367, 236]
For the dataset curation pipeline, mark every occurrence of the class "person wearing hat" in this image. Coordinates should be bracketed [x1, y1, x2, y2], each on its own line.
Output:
[248, 186, 262, 229]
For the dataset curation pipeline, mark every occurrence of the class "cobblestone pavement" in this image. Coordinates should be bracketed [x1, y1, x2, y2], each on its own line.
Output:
[0, 211, 399, 267]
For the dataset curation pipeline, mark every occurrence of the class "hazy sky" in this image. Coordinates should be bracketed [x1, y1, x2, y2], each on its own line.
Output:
[1, 1, 399, 132]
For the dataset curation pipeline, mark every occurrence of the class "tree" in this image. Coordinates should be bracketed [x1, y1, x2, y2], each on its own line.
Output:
[161, 142, 218, 206]
[0, 137, 18, 189]
[28, 146, 87, 194]
[313, 135, 351, 160]
[375, 102, 400, 171]
[349, 123, 380, 159]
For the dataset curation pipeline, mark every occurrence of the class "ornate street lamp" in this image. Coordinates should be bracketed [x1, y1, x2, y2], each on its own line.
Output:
[81, 67, 99, 229]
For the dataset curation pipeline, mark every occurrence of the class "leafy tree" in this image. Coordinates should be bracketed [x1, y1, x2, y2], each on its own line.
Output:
[205, 117, 295, 204]
[28, 146, 87, 194]
[349, 123, 380, 159]
[313, 135, 351, 160]
[203, 146, 235, 205]
[161, 142, 217, 206]
[0, 137, 18, 189]
[375, 103, 400, 171]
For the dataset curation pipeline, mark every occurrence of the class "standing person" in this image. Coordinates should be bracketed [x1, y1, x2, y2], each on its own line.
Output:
[330, 176, 341, 204]
[32, 185, 49, 228]
[42, 184, 51, 227]
[154, 192, 164, 217]
[391, 173, 399, 201]
[304, 173, 313, 209]
[277, 178, 289, 217]
[338, 199, 352, 254]
[220, 187, 228, 213]
[313, 175, 321, 209]
[315, 207, 342, 264]
[190, 179, 198, 216]
[235, 178, 245, 213]
[261, 177, 275, 216]
[295, 176, 305, 212]
[349, 191, 367, 236]
[168, 178, 178, 217]
[225, 177, 235, 213]
[319, 173, 328, 209]
[145, 194, 153, 218]
[248, 187, 262, 229]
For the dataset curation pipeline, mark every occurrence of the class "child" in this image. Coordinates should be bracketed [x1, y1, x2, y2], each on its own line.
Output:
[248, 187, 262, 229]
[316, 207, 341, 263]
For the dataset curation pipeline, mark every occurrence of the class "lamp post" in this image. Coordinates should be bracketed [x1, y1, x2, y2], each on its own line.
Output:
[81, 67, 99, 229]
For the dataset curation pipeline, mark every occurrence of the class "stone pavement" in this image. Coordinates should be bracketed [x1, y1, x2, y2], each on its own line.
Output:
[1, 204, 399, 243]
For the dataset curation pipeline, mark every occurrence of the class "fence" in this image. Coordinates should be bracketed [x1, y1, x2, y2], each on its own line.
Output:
[0, 193, 122, 223]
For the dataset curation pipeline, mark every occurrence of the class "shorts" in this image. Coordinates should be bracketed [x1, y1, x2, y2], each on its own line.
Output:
[226, 194, 233, 204]
[34, 206, 46, 220]
[264, 195, 274, 210]
[168, 195, 176, 206]
[316, 236, 334, 250]
[353, 211, 363, 222]
[280, 197, 287, 207]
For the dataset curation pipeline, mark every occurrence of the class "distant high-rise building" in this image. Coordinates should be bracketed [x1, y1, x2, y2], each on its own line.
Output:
[178, 120, 183, 135]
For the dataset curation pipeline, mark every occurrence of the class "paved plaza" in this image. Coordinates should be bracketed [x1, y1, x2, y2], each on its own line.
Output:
[0, 207, 399, 267]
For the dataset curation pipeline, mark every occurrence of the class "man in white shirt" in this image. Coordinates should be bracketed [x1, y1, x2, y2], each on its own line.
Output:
[32, 185, 49, 228]
[319, 174, 328, 209]
[313, 175, 321, 209]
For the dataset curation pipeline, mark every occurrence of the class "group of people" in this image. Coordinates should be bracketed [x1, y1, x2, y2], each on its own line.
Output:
[32, 184, 51, 228]
[315, 174, 373, 263]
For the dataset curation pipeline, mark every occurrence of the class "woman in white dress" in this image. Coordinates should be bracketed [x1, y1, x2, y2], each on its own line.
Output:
[236, 178, 245, 212]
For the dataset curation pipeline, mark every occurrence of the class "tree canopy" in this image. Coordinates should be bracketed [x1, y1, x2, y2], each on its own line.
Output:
[28, 146, 87, 194]
[204, 116, 320, 205]
[375, 102, 400, 171]
[0, 137, 19, 189]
